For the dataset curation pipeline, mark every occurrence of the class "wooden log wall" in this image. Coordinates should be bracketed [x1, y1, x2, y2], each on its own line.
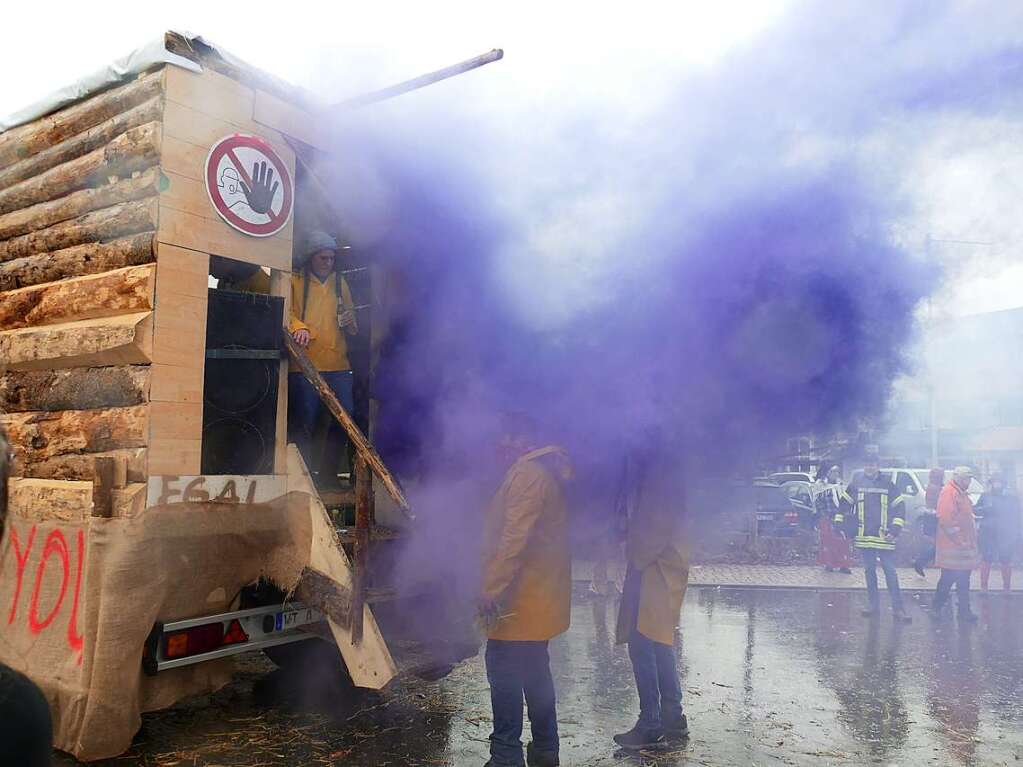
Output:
[0, 70, 165, 518]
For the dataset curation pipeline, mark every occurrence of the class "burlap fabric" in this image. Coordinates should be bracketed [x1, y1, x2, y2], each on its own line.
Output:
[0, 495, 311, 761]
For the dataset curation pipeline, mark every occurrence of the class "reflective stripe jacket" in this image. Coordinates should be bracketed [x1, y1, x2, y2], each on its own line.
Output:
[835, 474, 905, 550]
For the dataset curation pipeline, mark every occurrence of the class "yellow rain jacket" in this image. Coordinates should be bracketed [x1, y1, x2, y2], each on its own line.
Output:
[481, 447, 572, 641]
[616, 458, 690, 647]
[288, 270, 357, 372]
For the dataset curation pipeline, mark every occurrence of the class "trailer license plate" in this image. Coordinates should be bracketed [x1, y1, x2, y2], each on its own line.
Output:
[275, 608, 315, 631]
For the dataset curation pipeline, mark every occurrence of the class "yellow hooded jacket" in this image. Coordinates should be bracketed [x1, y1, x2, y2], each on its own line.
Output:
[616, 457, 690, 647]
[288, 270, 357, 373]
[482, 446, 572, 642]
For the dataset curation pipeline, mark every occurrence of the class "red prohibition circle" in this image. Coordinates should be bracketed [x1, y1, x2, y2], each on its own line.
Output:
[205, 134, 294, 237]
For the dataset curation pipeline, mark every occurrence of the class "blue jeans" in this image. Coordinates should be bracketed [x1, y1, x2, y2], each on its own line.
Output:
[860, 548, 903, 612]
[628, 628, 684, 733]
[288, 371, 353, 474]
[485, 640, 558, 766]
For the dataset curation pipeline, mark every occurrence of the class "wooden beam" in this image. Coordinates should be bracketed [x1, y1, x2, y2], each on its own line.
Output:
[0, 122, 161, 216]
[91, 457, 116, 518]
[352, 455, 371, 645]
[0, 365, 149, 412]
[0, 71, 163, 170]
[334, 49, 504, 110]
[0, 233, 155, 293]
[0, 96, 163, 192]
[1, 404, 148, 463]
[0, 167, 160, 242]
[0, 198, 157, 263]
[284, 332, 410, 514]
[0, 264, 156, 331]
[7, 478, 93, 522]
[16, 448, 146, 483]
[0, 311, 153, 371]
[295, 567, 352, 629]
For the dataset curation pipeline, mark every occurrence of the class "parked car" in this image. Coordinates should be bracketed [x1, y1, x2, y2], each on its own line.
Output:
[769, 471, 816, 485]
[846, 468, 983, 529]
[753, 480, 816, 537]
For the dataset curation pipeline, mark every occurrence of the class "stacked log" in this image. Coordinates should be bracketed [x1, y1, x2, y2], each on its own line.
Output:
[0, 71, 168, 520]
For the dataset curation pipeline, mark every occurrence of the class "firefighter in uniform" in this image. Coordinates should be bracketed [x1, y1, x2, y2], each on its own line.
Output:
[835, 453, 912, 622]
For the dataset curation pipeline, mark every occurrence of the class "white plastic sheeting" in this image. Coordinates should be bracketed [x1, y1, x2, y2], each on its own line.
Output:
[0, 32, 206, 134]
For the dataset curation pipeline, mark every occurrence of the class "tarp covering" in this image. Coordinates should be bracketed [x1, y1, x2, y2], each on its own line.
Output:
[0, 496, 312, 760]
[0, 36, 200, 133]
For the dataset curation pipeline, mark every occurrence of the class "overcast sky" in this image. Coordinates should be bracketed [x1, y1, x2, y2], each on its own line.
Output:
[1, 0, 1019, 319]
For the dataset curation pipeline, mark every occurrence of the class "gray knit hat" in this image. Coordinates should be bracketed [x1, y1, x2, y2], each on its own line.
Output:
[305, 231, 338, 259]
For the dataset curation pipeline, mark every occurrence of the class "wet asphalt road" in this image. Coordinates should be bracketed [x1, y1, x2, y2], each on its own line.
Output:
[56, 586, 1023, 766]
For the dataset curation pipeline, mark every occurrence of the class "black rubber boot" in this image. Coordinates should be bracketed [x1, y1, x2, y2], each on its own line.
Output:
[526, 742, 559, 766]
[613, 725, 665, 749]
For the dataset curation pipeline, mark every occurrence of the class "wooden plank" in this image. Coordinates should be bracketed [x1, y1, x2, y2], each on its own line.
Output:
[253, 89, 329, 151]
[145, 474, 287, 507]
[0, 122, 162, 216]
[162, 99, 291, 164]
[164, 66, 255, 130]
[8, 478, 93, 522]
[0, 311, 152, 371]
[0, 263, 156, 331]
[284, 333, 410, 513]
[17, 448, 147, 483]
[146, 437, 201, 476]
[0, 71, 163, 170]
[352, 455, 371, 644]
[0, 234, 155, 293]
[1, 405, 149, 463]
[160, 135, 209, 182]
[0, 167, 161, 242]
[0, 365, 149, 412]
[149, 363, 202, 404]
[0, 198, 158, 263]
[159, 169, 212, 219]
[270, 268, 290, 474]
[149, 401, 203, 442]
[157, 207, 291, 270]
[92, 457, 116, 518]
[0, 96, 163, 192]
[287, 445, 396, 688]
[155, 243, 209, 299]
[112, 482, 146, 518]
[152, 292, 207, 369]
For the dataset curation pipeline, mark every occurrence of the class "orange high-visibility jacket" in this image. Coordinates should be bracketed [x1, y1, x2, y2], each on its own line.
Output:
[936, 480, 979, 571]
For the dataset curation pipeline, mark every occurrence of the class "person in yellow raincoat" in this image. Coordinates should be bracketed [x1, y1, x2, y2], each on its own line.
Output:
[287, 231, 358, 485]
[613, 450, 690, 750]
[479, 414, 572, 767]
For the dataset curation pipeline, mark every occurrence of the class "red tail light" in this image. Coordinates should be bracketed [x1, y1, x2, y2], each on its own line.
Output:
[784, 511, 799, 523]
[164, 619, 248, 659]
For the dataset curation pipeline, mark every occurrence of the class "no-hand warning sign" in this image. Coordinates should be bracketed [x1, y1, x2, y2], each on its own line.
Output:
[205, 134, 293, 237]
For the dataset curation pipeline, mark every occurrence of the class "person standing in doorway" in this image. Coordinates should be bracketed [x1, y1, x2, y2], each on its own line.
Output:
[816, 465, 852, 574]
[974, 472, 1021, 592]
[288, 231, 359, 486]
[479, 414, 572, 767]
[613, 448, 691, 750]
[929, 467, 980, 621]
[836, 453, 912, 622]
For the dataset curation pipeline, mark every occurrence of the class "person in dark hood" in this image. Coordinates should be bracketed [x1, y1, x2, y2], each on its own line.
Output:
[974, 471, 1020, 591]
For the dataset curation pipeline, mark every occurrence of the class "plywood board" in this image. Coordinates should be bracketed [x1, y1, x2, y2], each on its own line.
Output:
[149, 363, 203, 404]
[149, 401, 203, 442]
[164, 67, 256, 129]
[157, 207, 291, 271]
[147, 437, 202, 476]
[154, 243, 209, 299]
[253, 89, 329, 151]
[146, 474, 287, 507]
[287, 445, 396, 689]
[162, 101, 292, 175]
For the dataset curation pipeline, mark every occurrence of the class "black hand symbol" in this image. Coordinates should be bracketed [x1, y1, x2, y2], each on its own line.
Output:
[241, 161, 279, 215]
